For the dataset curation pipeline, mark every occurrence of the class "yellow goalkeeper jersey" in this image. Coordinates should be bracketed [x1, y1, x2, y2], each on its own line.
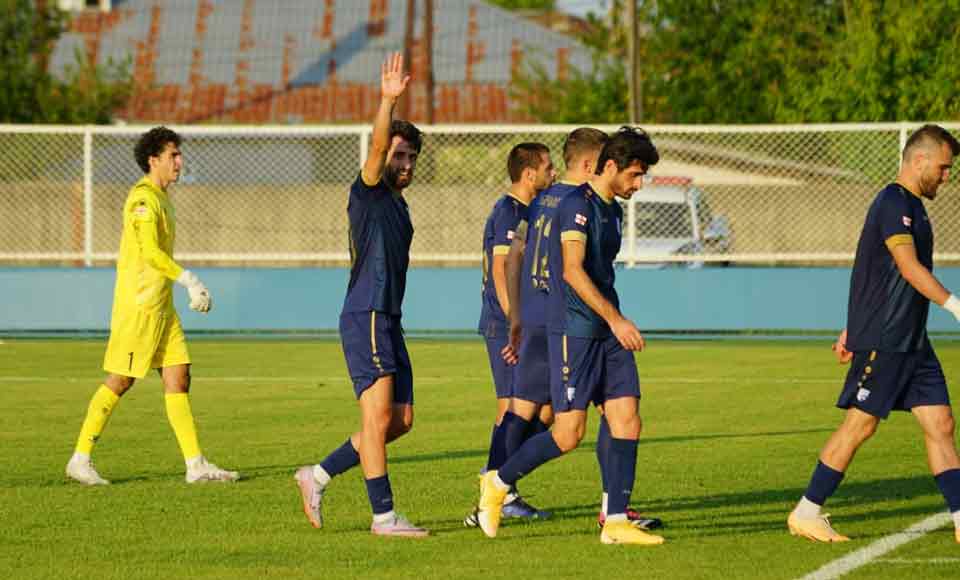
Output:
[112, 177, 184, 317]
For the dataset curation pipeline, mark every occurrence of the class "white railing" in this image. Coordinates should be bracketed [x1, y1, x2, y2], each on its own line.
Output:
[1, 122, 957, 267]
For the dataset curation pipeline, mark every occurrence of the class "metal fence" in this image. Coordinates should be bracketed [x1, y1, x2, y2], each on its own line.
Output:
[2, 123, 959, 267]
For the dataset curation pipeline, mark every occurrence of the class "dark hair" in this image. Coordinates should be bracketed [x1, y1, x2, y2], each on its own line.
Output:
[134, 126, 181, 173]
[595, 126, 659, 174]
[903, 124, 960, 160]
[563, 127, 608, 167]
[390, 119, 423, 154]
[507, 142, 550, 183]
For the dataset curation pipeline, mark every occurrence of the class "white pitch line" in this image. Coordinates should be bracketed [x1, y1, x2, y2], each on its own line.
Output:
[797, 512, 952, 580]
[878, 558, 960, 564]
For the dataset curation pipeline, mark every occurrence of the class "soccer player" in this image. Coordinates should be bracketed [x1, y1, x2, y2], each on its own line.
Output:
[476, 127, 664, 545]
[294, 53, 427, 537]
[65, 126, 238, 486]
[473, 142, 555, 522]
[498, 127, 662, 532]
[788, 124, 960, 544]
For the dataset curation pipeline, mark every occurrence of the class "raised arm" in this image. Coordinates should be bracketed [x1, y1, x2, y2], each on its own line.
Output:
[361, 52, 411, 187]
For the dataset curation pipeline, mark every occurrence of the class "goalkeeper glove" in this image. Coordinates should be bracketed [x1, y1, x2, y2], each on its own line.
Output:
[176, 270, 212, 313]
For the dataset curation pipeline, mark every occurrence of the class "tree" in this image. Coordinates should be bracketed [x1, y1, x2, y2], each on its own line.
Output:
[488, 0, 556, 10]
[0, 0, 131, 124]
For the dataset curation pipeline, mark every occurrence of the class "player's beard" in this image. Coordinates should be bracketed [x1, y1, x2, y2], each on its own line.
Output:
[385, 165, 413, 191]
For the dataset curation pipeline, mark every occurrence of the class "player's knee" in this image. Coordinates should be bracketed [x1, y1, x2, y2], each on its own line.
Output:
[552, 426, 584, 453]
[850, 419, 878, 443]
[363, 407, 393, 436]
[928, 414, 956, 442]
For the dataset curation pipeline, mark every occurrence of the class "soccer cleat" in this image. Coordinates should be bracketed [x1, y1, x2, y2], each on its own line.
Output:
[476, 470, 510, 538]
[294, 466, 324, 529]
[185, 457, 239, 483]
[600, 520, 665, 545]
[502, 494, 552, 520]
[464, 495, 552, 527]
[597, 507, 663, 530]
[788, 511, 850, 543]
[65, 455, 110, 486]
[370, 513, 429, 537]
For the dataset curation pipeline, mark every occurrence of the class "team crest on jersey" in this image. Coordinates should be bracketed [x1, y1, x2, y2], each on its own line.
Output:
[856, 388, 871, 402]
[575, 213, 587, 226]
[133, 204, 148, 218]
[902, 216, 912, 227]
[507, 230, 514, 240]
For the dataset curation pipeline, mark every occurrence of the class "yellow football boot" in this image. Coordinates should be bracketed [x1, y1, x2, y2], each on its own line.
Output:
[477, 470, 509, 538]
[788, 511, 850, 543]
[600, 519, 666, 545]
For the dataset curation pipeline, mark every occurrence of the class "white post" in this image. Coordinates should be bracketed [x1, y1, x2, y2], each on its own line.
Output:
[626, 195, 636, 269]
[83, 128, 94, 267]
[359, 127, 370, 172]
[898, 122, 909, 170]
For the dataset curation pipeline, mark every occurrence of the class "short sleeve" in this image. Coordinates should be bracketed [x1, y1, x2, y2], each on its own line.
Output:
[492, 200, 524, 255]
[877, 191, 914, 249]
[350, 172, 387, 204]
[558, 194, 590, 244]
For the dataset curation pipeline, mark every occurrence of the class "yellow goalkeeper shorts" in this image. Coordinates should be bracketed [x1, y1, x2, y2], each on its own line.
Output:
[103, 310, 191, 378]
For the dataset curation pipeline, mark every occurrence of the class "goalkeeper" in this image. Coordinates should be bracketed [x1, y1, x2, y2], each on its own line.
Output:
[65, 126, 238, 486]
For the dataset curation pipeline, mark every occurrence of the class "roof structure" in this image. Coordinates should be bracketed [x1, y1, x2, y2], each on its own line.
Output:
[51, 0, 593, 123]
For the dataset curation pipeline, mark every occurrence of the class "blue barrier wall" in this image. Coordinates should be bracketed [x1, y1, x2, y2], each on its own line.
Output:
[5, 267, 960, 332]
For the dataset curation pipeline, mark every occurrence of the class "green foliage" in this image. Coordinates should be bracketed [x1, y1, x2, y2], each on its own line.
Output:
[521, 0, 960, 123]
[511, 49, 629, 124]
[487, 0, 556, 10]
[0, 0, 132, 124]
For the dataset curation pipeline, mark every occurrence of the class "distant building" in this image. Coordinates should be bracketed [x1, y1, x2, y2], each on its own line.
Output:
[51, 0, 592, 124]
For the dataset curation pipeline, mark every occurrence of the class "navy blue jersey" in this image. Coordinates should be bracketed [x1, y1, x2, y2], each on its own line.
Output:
[519, 181, 580, 329]
[478, 194, 528, 337]
[846, 183, 933, 352]
[342, 174, 414, 316]
[546, 183, 623, 337]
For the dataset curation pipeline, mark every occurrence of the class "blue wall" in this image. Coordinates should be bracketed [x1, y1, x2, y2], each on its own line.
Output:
[4, 267, 960, 333]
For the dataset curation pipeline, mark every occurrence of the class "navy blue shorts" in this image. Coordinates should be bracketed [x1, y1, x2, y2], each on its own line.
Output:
[485, 335, 514, 399]
[513, 326, 551, 404]
[339, 311, 413, 405]
[837, 346, 949, 419]
[548, 333, 641, 412]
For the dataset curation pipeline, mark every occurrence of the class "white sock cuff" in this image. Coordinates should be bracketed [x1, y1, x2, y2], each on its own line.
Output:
[312, 465, 332, 486]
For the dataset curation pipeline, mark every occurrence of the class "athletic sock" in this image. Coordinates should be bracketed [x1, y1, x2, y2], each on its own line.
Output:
[484, 423, 500, 471]
[528, 417, 549, 437]
[74, 385, 120, 455]
[934, 468, 960, 513]
[501, 412, 532, 464]
[802, 460, 844, 507]
[365, 474, 394, 515]
[606, 437, 638, 517]
[596, 415, 612, 494]
[793, 496, 822, 519]
[319, 438, 360, 481]
[488, 413, 525, 471]
[164, 393, 202, 461]
[497, 431, 563, 486]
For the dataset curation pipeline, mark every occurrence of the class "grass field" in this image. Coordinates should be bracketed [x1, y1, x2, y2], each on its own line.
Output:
[1, 338, 959, 579]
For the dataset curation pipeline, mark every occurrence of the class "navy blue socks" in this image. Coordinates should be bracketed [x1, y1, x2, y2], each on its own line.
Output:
[320, 438, 360, 477]
[804, 461, 845, 506]
[497, 431, 563, 486]
[606, 437, 638, 517]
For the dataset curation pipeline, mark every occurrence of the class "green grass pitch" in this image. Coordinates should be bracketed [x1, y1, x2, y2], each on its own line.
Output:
[1, 338, 958, 579]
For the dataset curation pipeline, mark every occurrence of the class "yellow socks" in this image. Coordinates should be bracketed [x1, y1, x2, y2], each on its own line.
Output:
[164, 393, 202, 461]
[75, 385, 120, 455]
